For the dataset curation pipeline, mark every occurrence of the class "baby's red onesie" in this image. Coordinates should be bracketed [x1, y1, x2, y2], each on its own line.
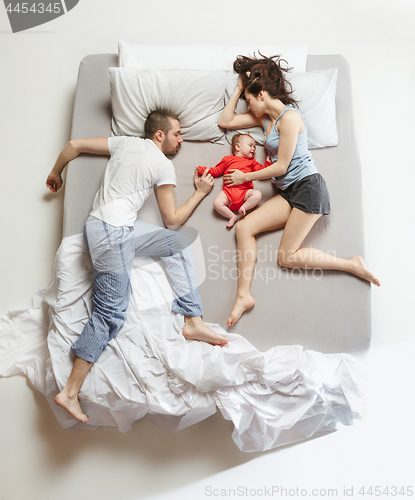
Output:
[198, 155, 270, 210]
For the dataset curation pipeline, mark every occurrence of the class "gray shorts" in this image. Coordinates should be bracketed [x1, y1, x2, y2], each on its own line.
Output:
[276, 173, 330, 215]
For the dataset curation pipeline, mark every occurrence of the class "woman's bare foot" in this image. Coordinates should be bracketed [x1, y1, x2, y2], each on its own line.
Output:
[54, 391, 89, 423]
[226, 215, 238, 229]
[349, 256, 381, 286]
[182, 316, 228, 346]
[226, 294, 255, 326]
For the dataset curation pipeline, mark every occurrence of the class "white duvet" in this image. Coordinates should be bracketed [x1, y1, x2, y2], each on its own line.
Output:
[0, 234, 365, 452]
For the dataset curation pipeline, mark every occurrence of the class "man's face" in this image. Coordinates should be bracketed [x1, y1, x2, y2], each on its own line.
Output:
[161, 119, 183, 155]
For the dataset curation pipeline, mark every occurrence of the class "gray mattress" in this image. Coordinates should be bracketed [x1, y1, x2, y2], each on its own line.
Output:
[63, 54, 371, 359]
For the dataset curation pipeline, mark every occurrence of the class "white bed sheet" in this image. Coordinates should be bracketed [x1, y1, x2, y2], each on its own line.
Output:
[0, 234, 365, 452]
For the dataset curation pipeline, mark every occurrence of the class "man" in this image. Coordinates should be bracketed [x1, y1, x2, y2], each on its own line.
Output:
[46, 110, 228, 423]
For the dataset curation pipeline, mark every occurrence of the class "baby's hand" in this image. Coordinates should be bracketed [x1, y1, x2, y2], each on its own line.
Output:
[196, 166, 207, 176]
[264, 155, 272, 167]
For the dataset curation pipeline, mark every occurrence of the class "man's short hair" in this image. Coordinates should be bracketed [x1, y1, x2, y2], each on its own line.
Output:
[144, 110, 180, 139]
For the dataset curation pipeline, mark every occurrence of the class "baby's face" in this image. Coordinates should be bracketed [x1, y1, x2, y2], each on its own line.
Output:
[238, 136, 256, 159]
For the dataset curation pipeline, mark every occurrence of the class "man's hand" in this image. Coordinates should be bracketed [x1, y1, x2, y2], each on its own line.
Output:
[46, 138, 109, 194]
[46, 172, 63, 192]
[224, 169, 247, 187]
[194, 167, 214, 195]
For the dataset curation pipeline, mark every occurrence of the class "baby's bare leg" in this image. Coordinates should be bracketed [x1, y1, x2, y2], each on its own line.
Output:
[238, 189, 262, 216]
[213, 191, 238, 228]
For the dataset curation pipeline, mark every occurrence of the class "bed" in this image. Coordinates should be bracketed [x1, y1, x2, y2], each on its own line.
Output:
[0, 45, 370, 452]
[64, 49, 371, 357]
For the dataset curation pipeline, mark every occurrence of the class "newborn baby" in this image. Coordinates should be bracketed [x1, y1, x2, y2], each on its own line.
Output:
[197, 134, 270, 228]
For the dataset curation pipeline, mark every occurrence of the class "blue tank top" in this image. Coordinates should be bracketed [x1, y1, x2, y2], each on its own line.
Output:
[264, 105, 318, 190]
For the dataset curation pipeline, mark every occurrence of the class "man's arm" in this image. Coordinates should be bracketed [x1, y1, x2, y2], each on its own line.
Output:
[46, 138, 109, 192]
[156, 169, 214, 230]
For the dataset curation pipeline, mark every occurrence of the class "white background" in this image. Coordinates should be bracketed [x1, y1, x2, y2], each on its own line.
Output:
[0, 1, 414, 499]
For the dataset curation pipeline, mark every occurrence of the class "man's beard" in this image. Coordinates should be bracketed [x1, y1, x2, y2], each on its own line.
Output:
[162, 141, 181, 156]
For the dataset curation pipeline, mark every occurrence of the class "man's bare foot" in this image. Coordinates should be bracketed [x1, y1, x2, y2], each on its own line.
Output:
[349, 256, 381, 286]
[54, 391, 89, 423]
[226, 294, 255, 326]
[238, 206, 246, 216]
[182, 316, 228, 346]
[226, 215, 238, 229]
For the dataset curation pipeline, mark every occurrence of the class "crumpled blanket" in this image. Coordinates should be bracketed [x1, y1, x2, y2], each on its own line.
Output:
[0, 234, 365, 452]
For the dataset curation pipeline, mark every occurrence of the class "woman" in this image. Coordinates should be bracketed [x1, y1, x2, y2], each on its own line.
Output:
[218, 54, 380, 327]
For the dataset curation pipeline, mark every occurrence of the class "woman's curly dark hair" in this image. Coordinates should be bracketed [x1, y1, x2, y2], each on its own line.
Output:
[233, 52, 298, 107]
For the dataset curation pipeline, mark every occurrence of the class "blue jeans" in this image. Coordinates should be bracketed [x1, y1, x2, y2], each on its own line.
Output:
[71, 219, 203, 363]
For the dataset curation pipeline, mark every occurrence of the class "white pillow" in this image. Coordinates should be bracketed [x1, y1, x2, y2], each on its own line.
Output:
[225, 68, 338, 150]
[118, 41, 308, 73]
[288, 69, 338, 149]
[110, 67, 227, 143]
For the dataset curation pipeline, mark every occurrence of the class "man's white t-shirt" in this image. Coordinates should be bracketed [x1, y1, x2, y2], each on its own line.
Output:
[89, 136, 177, 227]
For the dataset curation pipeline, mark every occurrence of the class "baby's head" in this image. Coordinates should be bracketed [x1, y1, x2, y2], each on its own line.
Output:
[231, 134, 256, 159]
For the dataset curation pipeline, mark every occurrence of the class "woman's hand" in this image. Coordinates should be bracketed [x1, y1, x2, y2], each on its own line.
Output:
[237, 74, 246, 93]
[46, 171, 63, 192]
[224, 169, 247, 187]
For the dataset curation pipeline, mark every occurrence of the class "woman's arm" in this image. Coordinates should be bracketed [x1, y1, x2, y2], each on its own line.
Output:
[218, 76, 262, 130]
[46, 138, 109, 192]
[224, 111, 302, 185]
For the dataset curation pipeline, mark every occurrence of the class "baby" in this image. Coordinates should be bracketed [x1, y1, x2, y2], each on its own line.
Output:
[197, 134, 270, 228]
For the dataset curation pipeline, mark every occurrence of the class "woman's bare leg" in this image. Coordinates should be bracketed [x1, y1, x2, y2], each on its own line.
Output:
[227, 201, 380, 327]
[278, 208, 380, 285]
[213, 191, 238, 228]
[227, 195, 292, 326]
[54, 356, 93, 422]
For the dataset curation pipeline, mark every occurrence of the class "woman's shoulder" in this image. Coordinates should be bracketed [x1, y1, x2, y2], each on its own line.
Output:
[278, 107, 304, 132]
[280, 106, 302, 119]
